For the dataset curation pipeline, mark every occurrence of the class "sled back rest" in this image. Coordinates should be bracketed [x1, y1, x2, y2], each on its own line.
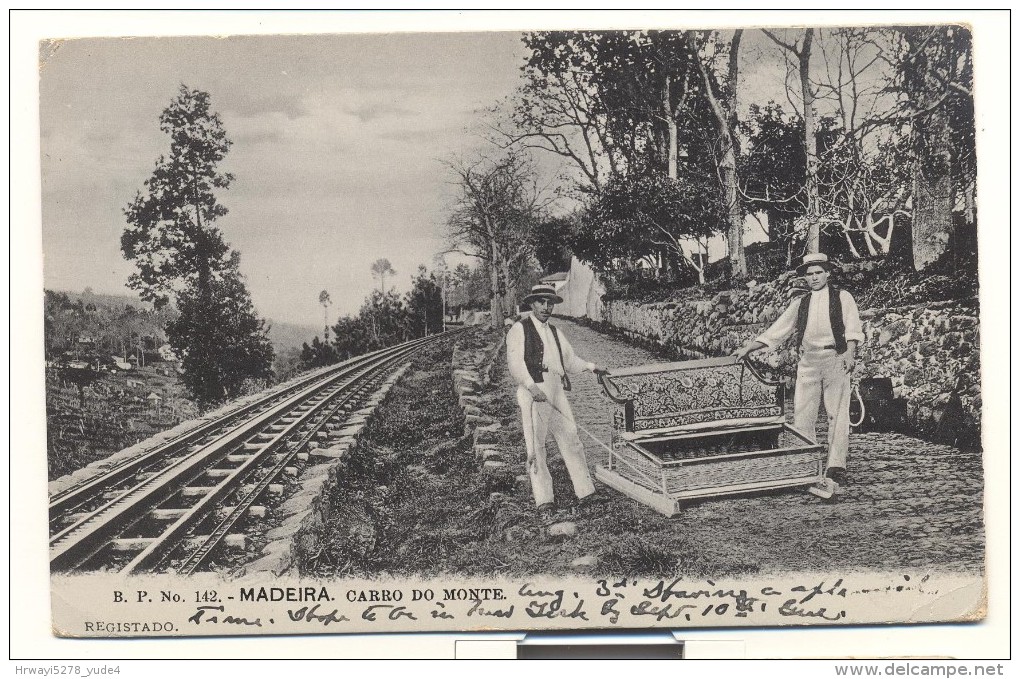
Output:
[599, 356, 785, 436]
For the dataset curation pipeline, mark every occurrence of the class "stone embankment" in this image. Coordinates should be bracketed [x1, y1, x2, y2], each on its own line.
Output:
[450, 329, 511, 474]
[601, 268, 980, 441]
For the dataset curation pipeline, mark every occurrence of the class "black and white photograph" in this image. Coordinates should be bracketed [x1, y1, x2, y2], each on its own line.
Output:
[11, 9, 1008, 659]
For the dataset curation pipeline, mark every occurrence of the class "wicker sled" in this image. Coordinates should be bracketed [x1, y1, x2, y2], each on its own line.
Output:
[595, 356, 825, 517]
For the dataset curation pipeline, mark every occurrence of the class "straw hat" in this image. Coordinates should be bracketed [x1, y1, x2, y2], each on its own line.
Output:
[795, 252, 840, 275]
[523, 283, 563, 305]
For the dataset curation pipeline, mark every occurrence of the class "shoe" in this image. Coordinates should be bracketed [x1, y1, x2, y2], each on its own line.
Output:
[808, 478, 839, 501]
[574, 491, 608, 517]
[537, 502, 557, 524]
[826, 467, 847, 489]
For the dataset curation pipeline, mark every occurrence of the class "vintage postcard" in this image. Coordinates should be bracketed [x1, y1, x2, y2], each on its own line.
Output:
[17, 9, 1007, 655]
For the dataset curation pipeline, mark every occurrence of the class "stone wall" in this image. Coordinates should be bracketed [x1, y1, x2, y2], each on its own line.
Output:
[601, 272, 980, 442]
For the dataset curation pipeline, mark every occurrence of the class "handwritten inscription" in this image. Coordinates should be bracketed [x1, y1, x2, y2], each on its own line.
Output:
[82, 575, 951, 636]
[187, 605, 263, 627]
[288, 604, 350, 626]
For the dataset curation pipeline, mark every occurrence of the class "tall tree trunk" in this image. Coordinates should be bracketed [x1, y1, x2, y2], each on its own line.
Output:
[722, 148, 746, 278]
[912, 110, 953, 271]
[690, 30, 746, 278]
[663, 74, 677, 180]
[489, 240, 504, 330]
[800, 28, 821, 254]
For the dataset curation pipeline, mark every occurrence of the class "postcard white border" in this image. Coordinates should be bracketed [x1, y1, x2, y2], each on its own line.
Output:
[9, 8, 1011, 661]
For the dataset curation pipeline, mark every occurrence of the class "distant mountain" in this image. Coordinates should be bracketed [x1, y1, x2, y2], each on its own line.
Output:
[51, 288, 321, 355]
[266, 320, 322, 354]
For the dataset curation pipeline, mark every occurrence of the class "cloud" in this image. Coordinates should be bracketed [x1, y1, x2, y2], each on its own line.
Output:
[343, 100, 416, 123]
[226, 92, 309, 120]
[232, 127, 284, 145]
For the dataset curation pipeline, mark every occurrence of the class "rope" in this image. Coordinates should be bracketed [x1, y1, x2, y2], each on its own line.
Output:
[849, 381, 865, 428]
[533, 393, 616, 455]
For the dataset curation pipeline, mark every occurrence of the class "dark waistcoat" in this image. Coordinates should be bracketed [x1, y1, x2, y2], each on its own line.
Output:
[520, 319, 560, 383]
[795, 285, 847, 353]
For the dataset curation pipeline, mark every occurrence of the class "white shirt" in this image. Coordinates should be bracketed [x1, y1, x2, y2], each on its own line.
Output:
[755, 287, 864, 351]
[506, 315, 595, 389]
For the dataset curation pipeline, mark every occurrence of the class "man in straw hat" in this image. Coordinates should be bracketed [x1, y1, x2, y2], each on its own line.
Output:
[507, 283, 609, 522]
[732, 253, 864, 499]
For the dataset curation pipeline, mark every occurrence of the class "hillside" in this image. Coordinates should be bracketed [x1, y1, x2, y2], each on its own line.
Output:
[266, 319, 322, 354]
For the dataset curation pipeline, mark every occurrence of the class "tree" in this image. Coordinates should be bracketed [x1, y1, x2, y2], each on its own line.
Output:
[892, 25, 975, 271]
[319, 290, 332, 342]
[122, 85, 234, 307]
[740, 103, 807, 261]
[168, 257, 275, 406]
[445, 151, 543, 328]
[405, 265, 444, 337]
[331, 316, 373, 361]
[689, 29, 747, 276]
[763, 28, 821, 253]
[531, 214, 577, 273]
[508, 30, 737, 279]
[370, 258, 396, 293]
[575, 170, 723, 283]
[122, 85, 274, 406]
[491, 31, 624, 196]
[300, 335, 337, 368]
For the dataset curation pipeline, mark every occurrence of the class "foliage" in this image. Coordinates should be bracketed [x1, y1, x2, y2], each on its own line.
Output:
[299, 266, 445, 369]
[121, 86, 275, 407]
[332, 315, 375, 362]
[405, 265, 445, 337]
[575, 170, 723, 276]
[122, 85, 234, 308]
[300, 335, 337, 368]
[323, 290, 412, 364]
[370, 258, 397, 293]
[445, 263, 491, 311]
[167, 258, 275, 406]
[740, 103, 806, 237]
[445, 151, 542, 327]
[530, 214, 577, 273]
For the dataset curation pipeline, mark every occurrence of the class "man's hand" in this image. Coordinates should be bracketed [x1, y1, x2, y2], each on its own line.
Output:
[592, 365, 610, 377]
[528, 385, 548, 402]
[733, 340, 765, 361]
[840, 352, 857, 376]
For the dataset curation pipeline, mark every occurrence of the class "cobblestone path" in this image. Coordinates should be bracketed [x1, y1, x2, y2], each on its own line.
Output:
[496, 318, 984, 575]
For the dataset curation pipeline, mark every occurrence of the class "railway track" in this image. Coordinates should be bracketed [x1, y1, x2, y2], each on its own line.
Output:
[49, 331, 460, 574]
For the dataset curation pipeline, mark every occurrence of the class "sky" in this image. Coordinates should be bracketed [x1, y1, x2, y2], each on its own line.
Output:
[40, 31, 530, 325]
[38, 24, 894, 327]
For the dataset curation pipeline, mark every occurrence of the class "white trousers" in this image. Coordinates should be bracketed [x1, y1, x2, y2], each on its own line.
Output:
[517, 378, 596, 507]
[793, 349, 852, 470]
